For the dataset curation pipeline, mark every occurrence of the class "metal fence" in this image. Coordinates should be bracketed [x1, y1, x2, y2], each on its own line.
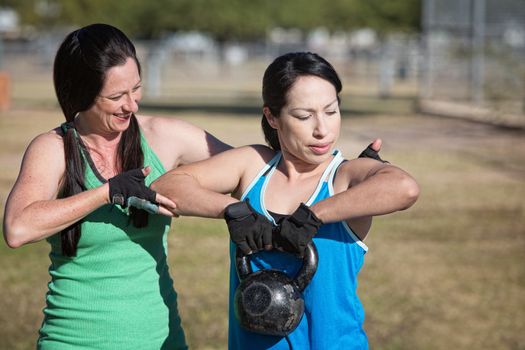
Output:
[420, 0, 525, 127]
[1, 25, 423, 113]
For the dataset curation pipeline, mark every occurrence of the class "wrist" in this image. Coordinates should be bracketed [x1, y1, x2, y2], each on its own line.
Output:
[223, 200, 251, 220]
[307, 203, 324, 225]
[100, 183, 112, 205]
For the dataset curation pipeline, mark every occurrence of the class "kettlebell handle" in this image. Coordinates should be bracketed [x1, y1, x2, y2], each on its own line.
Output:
[235, 241, 318, 292]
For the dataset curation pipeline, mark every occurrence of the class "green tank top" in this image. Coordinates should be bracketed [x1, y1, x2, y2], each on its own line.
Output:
[38, 131, 187, 350]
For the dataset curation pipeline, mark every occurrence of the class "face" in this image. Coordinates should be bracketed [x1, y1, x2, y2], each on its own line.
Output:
[265, 75, 341, 165]
[81, 57, 142, 133]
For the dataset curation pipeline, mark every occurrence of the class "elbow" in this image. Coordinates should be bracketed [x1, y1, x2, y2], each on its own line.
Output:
[5, 237, 23, 249]
[3, 222, 29, 249]
[399, 177, 420, 210]
[5, 234, 24, 249]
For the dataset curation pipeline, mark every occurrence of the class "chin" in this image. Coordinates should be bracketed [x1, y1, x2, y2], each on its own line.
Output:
[112, 118, 132, 131]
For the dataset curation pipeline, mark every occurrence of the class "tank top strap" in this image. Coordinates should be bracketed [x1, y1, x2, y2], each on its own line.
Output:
[326, 151, 346, 194]
[305, 150, 344, 206]
[240, 151, 282, 201]
[139, 131, 166, 185]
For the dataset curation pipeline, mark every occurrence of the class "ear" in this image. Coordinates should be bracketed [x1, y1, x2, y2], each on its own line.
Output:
[263, 107, 279, 129]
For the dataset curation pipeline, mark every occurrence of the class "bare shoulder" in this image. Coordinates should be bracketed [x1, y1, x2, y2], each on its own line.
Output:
[26, 128, 65, 161]
[136, 114, 229, 169]
[234, 145, 277, 194]
[224, 144, 275, 164]
[21, 129, 64, 171]
[137, 114, 198, 136]
[12, 128, 66, 195]
[136, 114, 196, 169]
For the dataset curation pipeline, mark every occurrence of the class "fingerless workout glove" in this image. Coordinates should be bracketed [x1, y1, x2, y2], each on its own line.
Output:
[224, 200, 273, 255]
[358, 143, 389, 163]
[108, 168, 157, 209]
[274, 203, 322, 257]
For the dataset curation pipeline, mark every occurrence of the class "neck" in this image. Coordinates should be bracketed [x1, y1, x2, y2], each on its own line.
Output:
[278, 150, 332, 180]
[74, 115, 122, 150]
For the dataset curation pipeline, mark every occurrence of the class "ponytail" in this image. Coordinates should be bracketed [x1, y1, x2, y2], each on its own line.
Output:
[59, 115, 147, 256]
[59, 122, 86, 256]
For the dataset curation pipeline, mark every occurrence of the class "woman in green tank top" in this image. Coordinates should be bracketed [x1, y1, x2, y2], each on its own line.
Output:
[3, 24, 230, 350]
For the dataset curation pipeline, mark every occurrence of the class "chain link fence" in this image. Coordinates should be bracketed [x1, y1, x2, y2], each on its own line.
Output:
[419, 0, 525, 127]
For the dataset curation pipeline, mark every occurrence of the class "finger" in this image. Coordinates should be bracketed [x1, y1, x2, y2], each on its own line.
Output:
[127, 196, 159, 214]
[157, 205, 175, 217]
[262, 227, 273, 250]
[155, 193, 177, 210]
[358, 144, 381, 161]
[254, 228, 264, 250]
[246, 234, 258, 253]
[237, 241, 253, 255]
[370, 138, 382, 152]
[257, 235, 264, 251]
[141, 166, 152, 177]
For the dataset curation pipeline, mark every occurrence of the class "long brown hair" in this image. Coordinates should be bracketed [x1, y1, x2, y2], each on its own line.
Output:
[54, 24, 146, 256]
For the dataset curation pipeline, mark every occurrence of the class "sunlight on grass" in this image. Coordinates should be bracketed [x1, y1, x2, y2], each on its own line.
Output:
[1, 106, 524, 349]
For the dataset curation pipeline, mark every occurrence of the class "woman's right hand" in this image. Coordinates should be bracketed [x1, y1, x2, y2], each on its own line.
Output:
[108, 166, 177, 216]
[224, 200, 273, 255]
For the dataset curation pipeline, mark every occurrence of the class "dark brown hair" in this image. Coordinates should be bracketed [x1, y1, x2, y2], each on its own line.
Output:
[261, 52, 342, 150]
[54, 24, 145, 256]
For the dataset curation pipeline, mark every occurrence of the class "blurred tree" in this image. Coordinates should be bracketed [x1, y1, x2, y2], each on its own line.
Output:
[4, 0, 421, 39]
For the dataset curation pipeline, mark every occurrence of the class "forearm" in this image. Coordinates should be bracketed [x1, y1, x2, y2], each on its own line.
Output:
[152, 172, 237, 218]
[3, 184, 109, 248]
[310, 168, 419, 223]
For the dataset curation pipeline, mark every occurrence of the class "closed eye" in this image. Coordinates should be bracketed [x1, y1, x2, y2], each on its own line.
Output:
[107, 95, 123, 101]
[296, 115, 311, 120]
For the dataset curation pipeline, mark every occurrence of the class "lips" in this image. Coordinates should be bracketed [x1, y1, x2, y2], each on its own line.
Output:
[114, 113, 131, 121]
[309, 143, 332, 155]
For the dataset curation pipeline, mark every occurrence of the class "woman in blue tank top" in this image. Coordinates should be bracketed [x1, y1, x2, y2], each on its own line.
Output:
[153, 52, 420, 349]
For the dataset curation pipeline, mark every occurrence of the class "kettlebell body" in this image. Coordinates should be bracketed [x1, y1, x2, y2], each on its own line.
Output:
[234, 242, 318, 336]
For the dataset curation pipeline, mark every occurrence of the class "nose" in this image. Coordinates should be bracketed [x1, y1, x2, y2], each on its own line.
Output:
[123, 92, 139, 113]
[313, 115, 328, 139]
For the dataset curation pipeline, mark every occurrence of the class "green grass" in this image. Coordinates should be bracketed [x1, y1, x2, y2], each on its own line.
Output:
[1, 106, 524, 349]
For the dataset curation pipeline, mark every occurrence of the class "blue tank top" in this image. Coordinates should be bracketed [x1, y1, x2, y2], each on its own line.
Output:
[228, 150, 369, 350]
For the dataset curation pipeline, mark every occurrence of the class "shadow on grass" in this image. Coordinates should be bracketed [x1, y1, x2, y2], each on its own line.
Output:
[141, 95, 417, 117]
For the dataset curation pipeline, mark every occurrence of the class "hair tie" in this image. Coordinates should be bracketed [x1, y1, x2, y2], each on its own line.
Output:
[60, 122, 75, 135]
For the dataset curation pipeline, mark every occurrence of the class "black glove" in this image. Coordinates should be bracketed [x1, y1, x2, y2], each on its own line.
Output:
[273, 203, 322, 257]
[224, 200, 273, 255]
[108, 168, 157, 209]
[358, 143, 389, 163]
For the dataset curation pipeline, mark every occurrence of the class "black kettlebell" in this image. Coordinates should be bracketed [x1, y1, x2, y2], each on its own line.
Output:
[234, 241, 318, 336]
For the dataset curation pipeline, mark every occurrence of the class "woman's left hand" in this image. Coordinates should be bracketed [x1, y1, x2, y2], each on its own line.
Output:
[358, 139, 388, 163]
[273, 203, 323, 257]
